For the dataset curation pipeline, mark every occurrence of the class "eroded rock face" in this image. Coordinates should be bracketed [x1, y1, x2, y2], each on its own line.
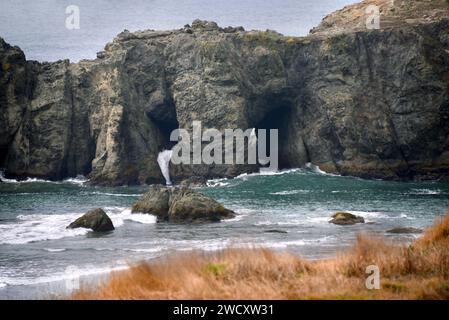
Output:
[0, 39, 33, 170]
[1, 0, 448, 185]
[132, 185, 235, 223]
[67, 208, 115, 232]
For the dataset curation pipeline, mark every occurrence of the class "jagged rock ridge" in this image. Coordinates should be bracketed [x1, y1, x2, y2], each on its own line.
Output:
[1, 0, 448, 185]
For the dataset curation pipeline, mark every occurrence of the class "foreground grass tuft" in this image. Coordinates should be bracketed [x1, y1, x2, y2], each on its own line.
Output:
[72, 213, 449, 300]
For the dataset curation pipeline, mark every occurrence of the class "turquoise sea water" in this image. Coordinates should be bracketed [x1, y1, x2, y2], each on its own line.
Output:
[1, 168, 449, 298]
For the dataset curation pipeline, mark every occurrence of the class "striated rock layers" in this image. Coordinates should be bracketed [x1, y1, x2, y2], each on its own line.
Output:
[1, 0, 449, 185]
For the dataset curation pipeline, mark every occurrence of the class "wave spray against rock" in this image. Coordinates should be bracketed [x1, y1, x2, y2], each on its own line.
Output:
[157, 150, 173, 185]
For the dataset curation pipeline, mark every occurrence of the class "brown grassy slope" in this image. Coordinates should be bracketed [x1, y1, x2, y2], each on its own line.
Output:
[73, 213, 449, 300]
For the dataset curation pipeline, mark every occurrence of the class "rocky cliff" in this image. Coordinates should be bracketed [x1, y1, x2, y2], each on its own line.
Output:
[1, 0, 448, 185]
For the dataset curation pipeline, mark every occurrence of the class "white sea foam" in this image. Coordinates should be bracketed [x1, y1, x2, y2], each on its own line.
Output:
[0, 213, 90, 245]
[304, 162, 342, 176]
[206, 168, 311, 187]
[122, 212, 157, 224]
[176, 239, 230, 252]
[235, 168, 301, 180]
[0, 263, 129, 288]
[206, 163, 347, 188]
[123, 247, 163, 253]
[104, 208, 157, 227]
[43, 248, 67, 253]
[307, 216, 332, 224]
[305, 162, 327, 174]
[0, 171, 88, 185]
[91, 191, 142, 197]
[0, 207, 156, 245]
[151, 238, 290, 253]
[63, 175, 89, 185]
[255, 236, 336, 249]
[270, 190, 310, 195]
[206, 178, 231, 188]
[0, 175, 53, 184]
[209, 164, 337, 182]
[223, 213, 246, 222]
[259, 240, 307, 248]
[348, 211, 389, 219]
[172, 237, 333, 251]
[91, 247, 162, 253]
[408, 188, 442, 195]
[93, 247, 116, 252]
[255, 220, 307, 226]
[223, 208, 256, 222]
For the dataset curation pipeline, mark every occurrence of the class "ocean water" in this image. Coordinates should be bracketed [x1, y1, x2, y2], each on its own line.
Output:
[1, 168, 449, 298]
[2, 0, 449, 300]
[0, 0, 355, 62]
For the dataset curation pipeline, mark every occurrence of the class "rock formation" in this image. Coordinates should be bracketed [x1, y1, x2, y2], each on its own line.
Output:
[67, 208, 115, 232]
[386, 227, 422, 234]
[1, 0, 448, 185]
[132, 185, 235, 223]
[329, 212, 365, 225]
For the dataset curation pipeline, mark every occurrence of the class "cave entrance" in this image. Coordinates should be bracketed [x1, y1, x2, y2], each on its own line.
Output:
[146, 96, 180, 152]
[154, 117, 179, 152]
[0, 145, 8, 178]
[0, 145, 7, 168]
[254, 104, 293, 170]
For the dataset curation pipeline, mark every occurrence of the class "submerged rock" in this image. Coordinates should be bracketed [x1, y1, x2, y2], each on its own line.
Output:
[264, 229, 288, 234]
[132, 185, 235, 223]
[67, 208, 115, 232]
[329, 212, 365, 226]
[386, 227, 423, 234]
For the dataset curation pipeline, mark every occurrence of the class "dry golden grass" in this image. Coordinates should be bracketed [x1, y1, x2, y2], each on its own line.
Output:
[73, 213, 449, 300]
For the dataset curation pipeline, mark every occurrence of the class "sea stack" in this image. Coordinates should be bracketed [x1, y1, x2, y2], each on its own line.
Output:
[132, 185, 235, 223]
[67, 208, 115, 232]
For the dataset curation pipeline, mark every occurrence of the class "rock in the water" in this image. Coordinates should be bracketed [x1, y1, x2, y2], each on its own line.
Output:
[132, 185, 235, 223]
[131, 186, 171, 220]
[178, 176, 208, 187]
[329, 212, 365, 225]
[67, 208, 115, 232]
[168, 188, 234, 223]
[386, 227, 422, 234]
[264, 229, 288, 234]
